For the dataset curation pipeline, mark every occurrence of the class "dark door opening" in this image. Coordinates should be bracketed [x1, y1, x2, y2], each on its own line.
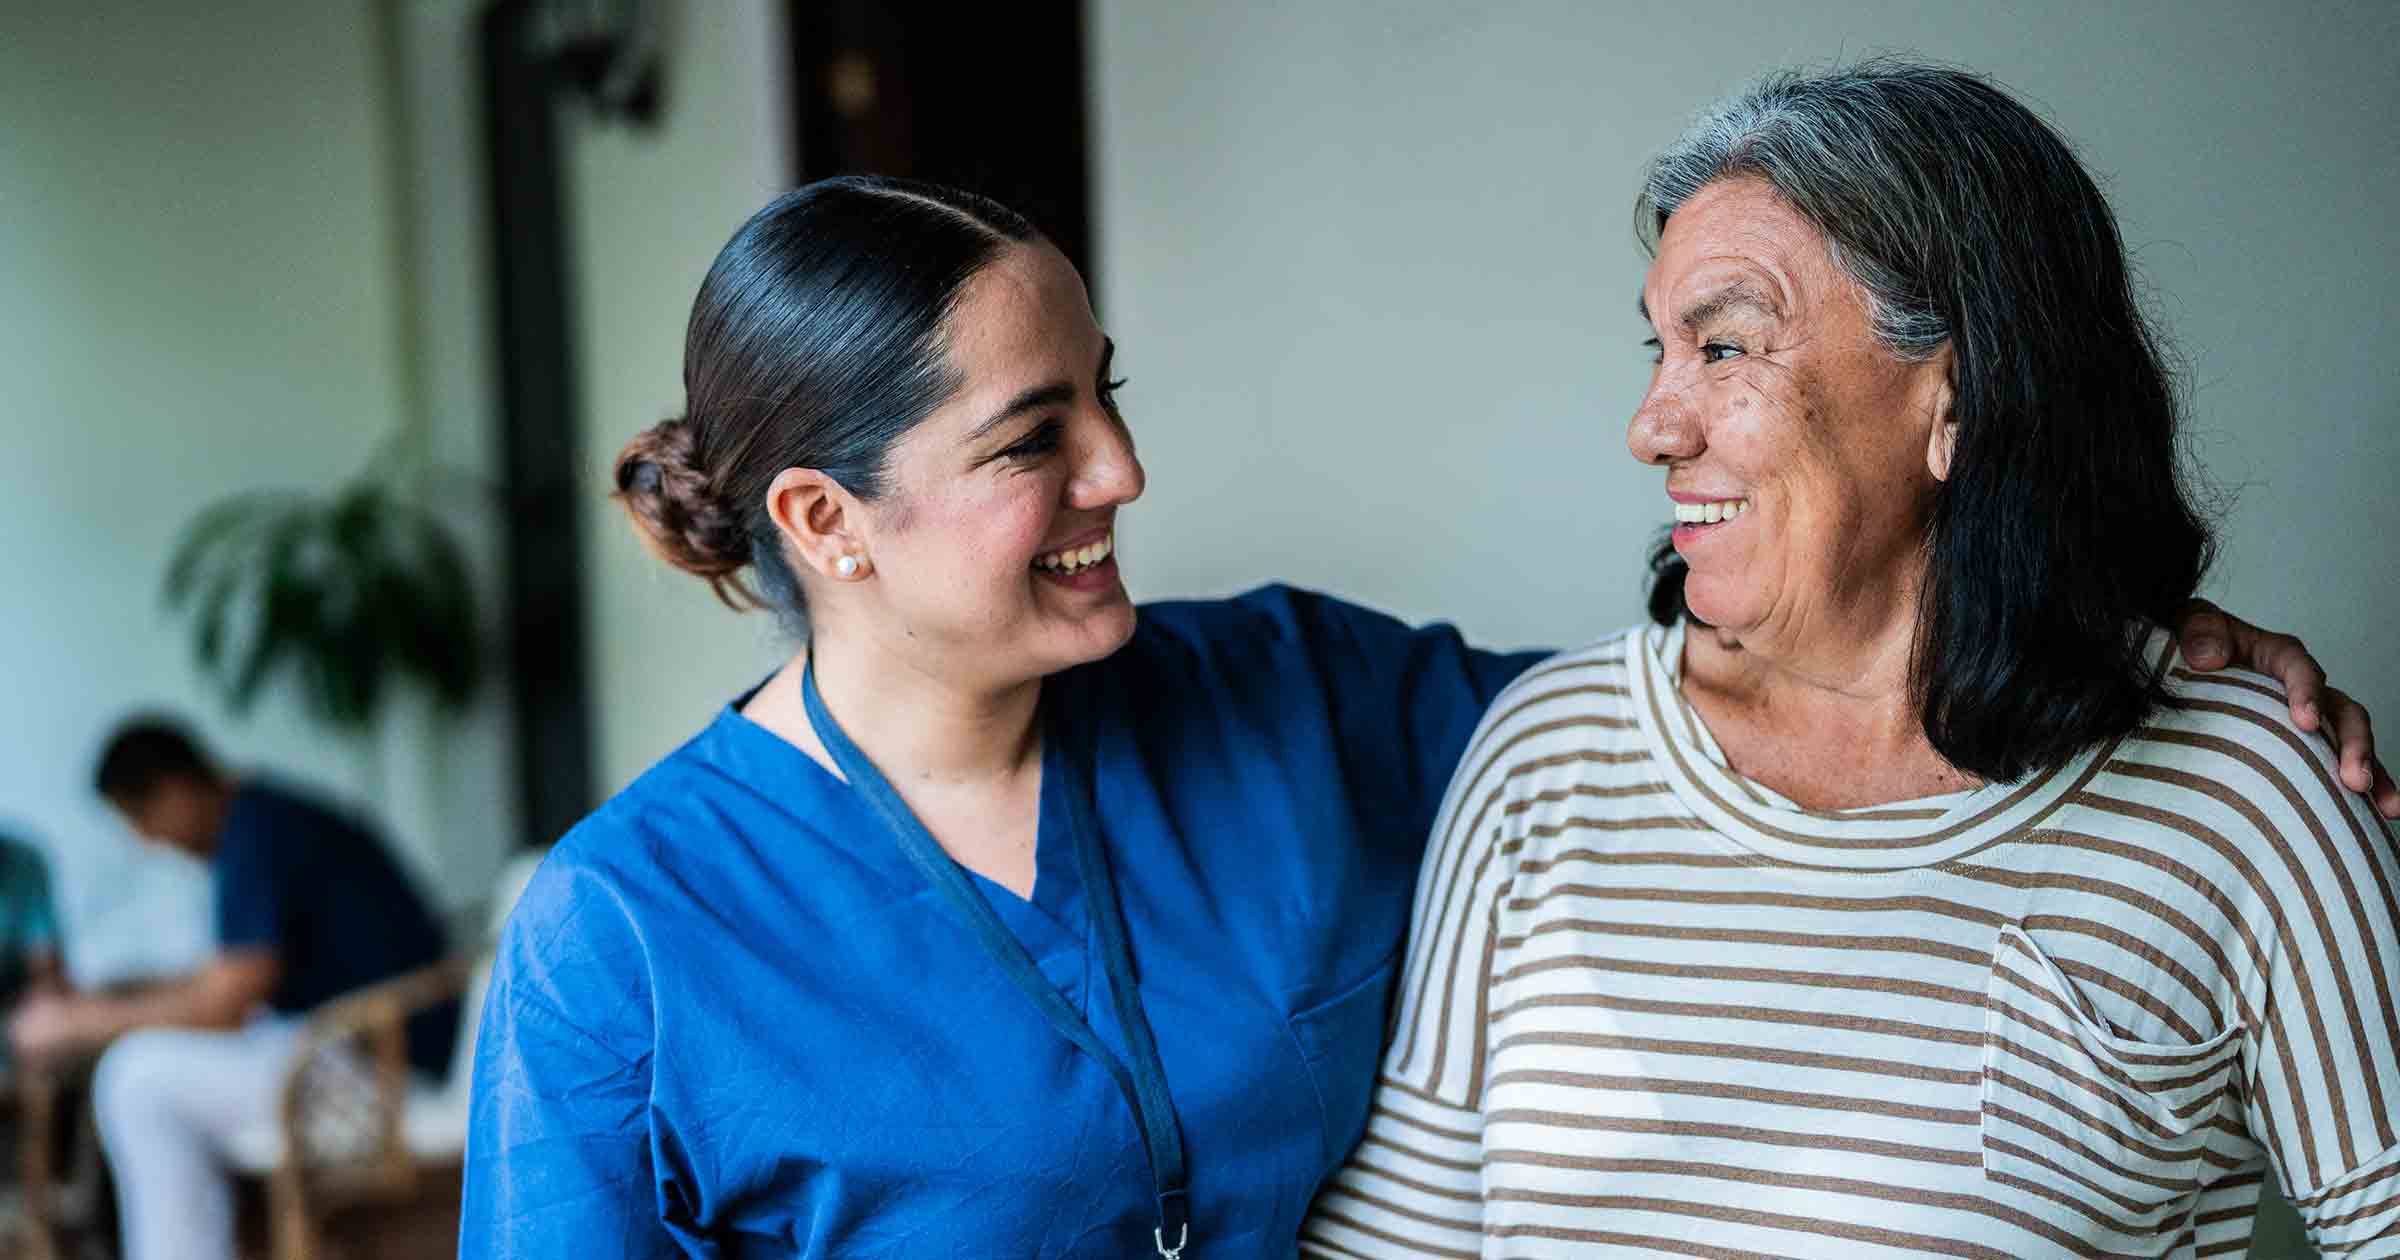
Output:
[788, 2, 1093, 284]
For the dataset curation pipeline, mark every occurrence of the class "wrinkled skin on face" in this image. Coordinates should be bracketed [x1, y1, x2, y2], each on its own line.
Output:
[1630, 176, 1955, 658]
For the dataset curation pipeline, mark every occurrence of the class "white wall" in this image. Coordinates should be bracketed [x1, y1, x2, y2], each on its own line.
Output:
[565, 0, 799, 794]
[0, 0, 514, 980]
[1090, 0, 2400, 729]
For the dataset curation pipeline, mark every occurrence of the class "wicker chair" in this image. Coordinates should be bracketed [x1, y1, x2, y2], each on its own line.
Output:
[223, 851, 543, 1260]
[6, 1052, 107, 1260]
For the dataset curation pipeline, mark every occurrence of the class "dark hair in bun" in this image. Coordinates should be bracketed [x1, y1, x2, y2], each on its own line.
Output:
[614, 414, 750, 592]
[612, 174, 1037, 618]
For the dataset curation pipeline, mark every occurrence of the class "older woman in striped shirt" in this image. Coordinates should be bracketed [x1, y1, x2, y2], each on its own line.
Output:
[1306, 62, 2400, 1259]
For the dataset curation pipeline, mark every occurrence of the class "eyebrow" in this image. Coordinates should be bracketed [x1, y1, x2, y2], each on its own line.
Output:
[964, 381, 1074, 445]
[1636, 283, 1779, 333]
[963, 338, 1117, 445]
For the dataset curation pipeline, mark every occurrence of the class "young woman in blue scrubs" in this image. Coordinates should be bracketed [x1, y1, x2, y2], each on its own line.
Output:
[459, 177, 2390, 1258]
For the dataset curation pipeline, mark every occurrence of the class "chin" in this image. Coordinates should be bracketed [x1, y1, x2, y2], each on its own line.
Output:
[1072, 598, 1140, 662]
[1679, 574, 1758, 633]
[1025, 597, 1138, 679]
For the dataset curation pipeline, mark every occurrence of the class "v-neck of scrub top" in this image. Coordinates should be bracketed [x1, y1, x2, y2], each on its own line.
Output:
[718, 686, 1096, 1014]
[976, 730, 1093, 1010]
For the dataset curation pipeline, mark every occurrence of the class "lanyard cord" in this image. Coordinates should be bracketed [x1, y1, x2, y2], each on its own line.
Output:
[800, 659, 1191, 1257]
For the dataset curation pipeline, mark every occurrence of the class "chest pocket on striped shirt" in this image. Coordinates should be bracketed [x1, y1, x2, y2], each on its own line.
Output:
[1978, 923, 2243, 1248]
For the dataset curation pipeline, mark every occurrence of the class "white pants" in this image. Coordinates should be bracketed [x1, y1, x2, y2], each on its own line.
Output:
[92, 1018, 304, 1260]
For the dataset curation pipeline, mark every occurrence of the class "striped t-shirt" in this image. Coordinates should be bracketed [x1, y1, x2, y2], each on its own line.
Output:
[1304, 621, 2400, 1259]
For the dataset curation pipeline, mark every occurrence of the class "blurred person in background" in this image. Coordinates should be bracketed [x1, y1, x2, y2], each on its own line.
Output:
[0, 824, 65, 1055]
[1305, 61, 2400, 1258]
[7, 717, 456, 1260]
[463, 175, 2393, 1258]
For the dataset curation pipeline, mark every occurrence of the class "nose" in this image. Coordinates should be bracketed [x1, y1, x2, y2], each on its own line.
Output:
[1068, 410, 1145, 508]
[1627, 374, 1705, 466]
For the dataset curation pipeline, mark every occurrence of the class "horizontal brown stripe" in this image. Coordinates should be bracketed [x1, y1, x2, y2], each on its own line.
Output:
[1980, 1100, 2218, 1191]
[1495, 951, 1987, 1012]
[1363, 1096, 1478, 1145]
[1506, 876, 2005, 930]
[2192, 1192, 2263, 1229]
[1488, 990, 1983, 1049]
[1491, 1027, 1979, 1087]
[1499, 780, 1675, 817]
[1354, 1130, 1478, 1176]
[2165, 666, 2285, 706]
[1983, 1026, 2236, 1132]
[1991, 939, 2228, 1067]
[1300, 1204, 1478, 1260]
[2113, 737, 2380, 1167]
[1407, 694, 1655, 1087]
[2051, 954, 2208, 1046]
[1330, 1153, 1479, 1204]
[2309, 1174, 2400, 1232]
[1982, 1165, 2176, 1241]
[1986, 1076, 2247, 1171]
[1982, 1133, 2176, 1219]
[1489, 1147, 2175, 1251]
[2294, 1146, 2400, 1208]
[1499, 911, 1990, 969]
[2070, 781, 2330, 1186]
[1481, 1108, 1978, 1167]
[1483, 1186, 2128, 1260]
[1293, 1232, 1376, 1260]
[1486, 1065, 1978, 1126]
[1315, 1164, 1478, 1233]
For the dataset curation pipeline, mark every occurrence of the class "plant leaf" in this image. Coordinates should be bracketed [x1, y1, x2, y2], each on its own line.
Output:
[163, 471, 485, 730]
[223, 506, 321, 715]
[163, 492, 295, 607]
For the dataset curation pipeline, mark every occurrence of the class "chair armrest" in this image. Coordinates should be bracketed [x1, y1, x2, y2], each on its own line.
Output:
[275, 954, 472, 1192]
[299, 955, 472, 1040]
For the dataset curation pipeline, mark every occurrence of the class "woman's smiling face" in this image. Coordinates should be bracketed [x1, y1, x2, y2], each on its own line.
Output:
[1628, 177, 1955, 644]
[841, 239, 1147, 688]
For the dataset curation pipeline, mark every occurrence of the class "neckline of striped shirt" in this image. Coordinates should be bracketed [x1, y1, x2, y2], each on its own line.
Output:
[1628, 619, 2173, 871]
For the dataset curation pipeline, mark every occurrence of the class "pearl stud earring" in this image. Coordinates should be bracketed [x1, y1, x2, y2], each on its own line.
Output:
[835, 556, 861, 578]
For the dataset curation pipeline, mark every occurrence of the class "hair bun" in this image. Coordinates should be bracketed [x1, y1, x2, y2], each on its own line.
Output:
[613, 416, 759, 604]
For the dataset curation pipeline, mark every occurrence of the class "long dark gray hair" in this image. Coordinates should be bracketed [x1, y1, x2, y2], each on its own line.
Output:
[1636, 59, 2215, 784]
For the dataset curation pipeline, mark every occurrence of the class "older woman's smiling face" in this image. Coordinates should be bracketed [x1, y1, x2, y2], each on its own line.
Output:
[1630, 177, 1956, 647]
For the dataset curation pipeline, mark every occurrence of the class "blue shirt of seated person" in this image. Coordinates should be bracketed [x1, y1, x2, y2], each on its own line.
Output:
[214, 782, 457, 1075]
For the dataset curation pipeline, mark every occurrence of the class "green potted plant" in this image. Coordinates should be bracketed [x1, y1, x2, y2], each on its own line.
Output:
[162, 469, 480, 733]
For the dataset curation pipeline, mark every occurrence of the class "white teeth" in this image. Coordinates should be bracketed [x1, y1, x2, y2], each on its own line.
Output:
[1036, 533, 1114, 574]
[1672, 498, 1748, 524]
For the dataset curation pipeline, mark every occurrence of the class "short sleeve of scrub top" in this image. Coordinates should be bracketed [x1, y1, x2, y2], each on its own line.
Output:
[462, 584, 1544, 1259]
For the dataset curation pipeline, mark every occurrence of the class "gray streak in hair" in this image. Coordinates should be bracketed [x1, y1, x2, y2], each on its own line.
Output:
[1635, 57, 2217, 785]
[1637, 59, 1972, 361]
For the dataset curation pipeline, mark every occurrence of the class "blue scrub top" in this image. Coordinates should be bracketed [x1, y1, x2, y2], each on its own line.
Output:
[463, 586, 1538, 1257]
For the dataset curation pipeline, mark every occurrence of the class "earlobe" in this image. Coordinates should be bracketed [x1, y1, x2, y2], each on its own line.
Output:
[1927, 420, 1959, 482]
[766, 467, 868, 580]
[1923, 346, 1959, 482]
